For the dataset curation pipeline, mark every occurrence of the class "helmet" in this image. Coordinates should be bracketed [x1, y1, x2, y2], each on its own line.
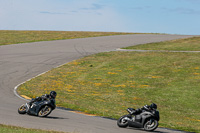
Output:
[50, 91, 57, 98]
[150, 103, 157, 110]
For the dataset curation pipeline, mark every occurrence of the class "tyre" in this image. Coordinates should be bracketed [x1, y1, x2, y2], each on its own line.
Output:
[117, 115, 129, 128]
[38, 106, 52, 117]
[143, 119, 158, 131]
[18, 104, 27, 114]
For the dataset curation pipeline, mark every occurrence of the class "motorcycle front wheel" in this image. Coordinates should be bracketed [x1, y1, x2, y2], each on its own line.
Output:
[143, 119, 158, 131]
[117, 115, 129, 128]
[38, 106, 52, 117]
[18, 104, 27, 114]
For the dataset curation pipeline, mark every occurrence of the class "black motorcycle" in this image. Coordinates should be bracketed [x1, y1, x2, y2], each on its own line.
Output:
[18, 98, 56, 117]
[117, 107, 160, 131]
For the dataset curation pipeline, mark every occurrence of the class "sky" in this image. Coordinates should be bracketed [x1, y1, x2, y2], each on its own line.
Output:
[0, 0, 200, 35]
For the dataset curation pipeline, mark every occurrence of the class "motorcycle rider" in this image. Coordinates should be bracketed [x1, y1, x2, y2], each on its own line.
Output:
[130, 103, 157, 115]
[29, 91, 57, 107]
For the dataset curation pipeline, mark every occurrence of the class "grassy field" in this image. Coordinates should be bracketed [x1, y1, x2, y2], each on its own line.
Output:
[0, 124, 65, 133]
[17, 37, 200, 133]
[0, 30, 133, 46]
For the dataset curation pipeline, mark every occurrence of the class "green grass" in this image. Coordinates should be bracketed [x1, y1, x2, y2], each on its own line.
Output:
[125, 36, 200, 51]
[0, 30, 133, 46]
[0, 124, 65, 133]
[17, 37, 200, 133]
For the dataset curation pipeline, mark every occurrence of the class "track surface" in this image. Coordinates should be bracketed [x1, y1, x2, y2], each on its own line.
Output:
[0, 34, 197, 133]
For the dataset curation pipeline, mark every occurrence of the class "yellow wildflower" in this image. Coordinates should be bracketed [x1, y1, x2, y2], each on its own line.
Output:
[193, 73, 200, 75]
[112, 84, 126, 88]
[133, 97, 141, 100]
[108, 72, 118, 75]
[67, 72, 76, 74]
[117, 90, 123, 93]
[94, 83, 102, 86]
[66, 84, 73, 89]
[151, 76, 163, 78]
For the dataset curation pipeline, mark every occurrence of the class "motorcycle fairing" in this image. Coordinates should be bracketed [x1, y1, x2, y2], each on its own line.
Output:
[28, 100, 54, 116]
[128, 111, 157, 128]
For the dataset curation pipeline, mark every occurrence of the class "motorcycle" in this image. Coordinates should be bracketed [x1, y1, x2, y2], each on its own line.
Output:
[117, 107, 160, 131]
[18, 98, 56, 117]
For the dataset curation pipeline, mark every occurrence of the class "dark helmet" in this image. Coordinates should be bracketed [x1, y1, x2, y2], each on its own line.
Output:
[150, 103, 157, 110]
[50, 91, 57, 98]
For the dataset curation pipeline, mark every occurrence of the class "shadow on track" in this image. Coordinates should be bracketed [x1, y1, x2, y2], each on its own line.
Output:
[42, 116, 68, 119]
[125, 127, 165, 133]
[125, 127, 192, 133]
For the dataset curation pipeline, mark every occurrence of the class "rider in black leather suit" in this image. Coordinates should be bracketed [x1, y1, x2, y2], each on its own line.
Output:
[29, 91, 57, 107]
[131, 103, 157, 115]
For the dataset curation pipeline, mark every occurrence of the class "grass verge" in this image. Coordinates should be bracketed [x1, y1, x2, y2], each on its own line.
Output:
[124, 36, 200, 51]
[17, 36, 200, 133]
[0, 30, 133, 46]
[0, 124, 65, 133]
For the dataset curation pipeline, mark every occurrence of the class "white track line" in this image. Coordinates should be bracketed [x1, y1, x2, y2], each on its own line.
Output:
[13, 61, 72, 101]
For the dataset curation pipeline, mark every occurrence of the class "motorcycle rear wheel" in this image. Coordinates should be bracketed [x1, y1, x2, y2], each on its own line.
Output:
[38, 106, 52, 117]
[143, 119, 158, 131]
[18, 104, 27, 114]
[117, 115, 129, 128]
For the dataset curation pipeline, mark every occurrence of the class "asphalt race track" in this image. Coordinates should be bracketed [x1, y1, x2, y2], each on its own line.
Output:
[0, 34, 197, 133]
